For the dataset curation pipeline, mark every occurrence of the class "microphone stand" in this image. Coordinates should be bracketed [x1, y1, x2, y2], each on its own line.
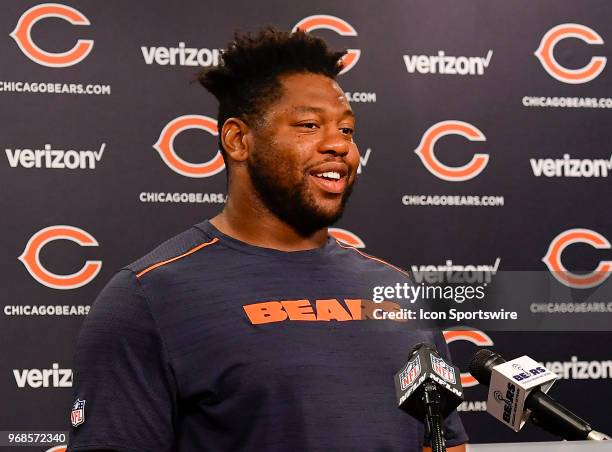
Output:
[422, 381, 446, 452]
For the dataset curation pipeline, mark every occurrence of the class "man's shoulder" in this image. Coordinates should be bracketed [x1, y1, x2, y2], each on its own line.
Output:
[332, 239, 411, 280]
[83, 222, 222, 337]
[124, 221, 219, 279]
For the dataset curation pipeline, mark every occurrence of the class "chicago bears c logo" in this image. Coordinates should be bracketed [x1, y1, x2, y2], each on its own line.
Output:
[153, 115, 225, 178]
[543, 228, 612, 288]
[328, 228, 366, 248]
[10, 3, 93, 67]
[293, 15, 360, 74]
[414, 121, 489, 182]
[18, 226, 101, 290]
[443, 329, 494, 387]
[535, 24, 606, 84]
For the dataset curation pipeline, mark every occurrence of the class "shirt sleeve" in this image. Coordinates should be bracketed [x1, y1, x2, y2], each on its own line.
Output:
[430, 330, 470, 447]
[67, 269, 177, 452]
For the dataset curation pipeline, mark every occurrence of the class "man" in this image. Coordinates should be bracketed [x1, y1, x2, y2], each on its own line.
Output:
[68, 28, 468, 451]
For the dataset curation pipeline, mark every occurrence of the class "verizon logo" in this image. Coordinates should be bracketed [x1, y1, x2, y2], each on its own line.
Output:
[403, 50, 493, 75]
[542, 357, 612, 380]
[357, 148, 372, 174]
[13, 363, 72, 388]
[141, 42, 221, 67]
[530, 154, 612, 178]
[411, 258, 501, 284]
[5, 143, 105, 169]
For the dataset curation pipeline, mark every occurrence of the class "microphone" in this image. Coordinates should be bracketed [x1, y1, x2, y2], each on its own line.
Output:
[469, 349, 610, 441]
[394, 343, 464, 452]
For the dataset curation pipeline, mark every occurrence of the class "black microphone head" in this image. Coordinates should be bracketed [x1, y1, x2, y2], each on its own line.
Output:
[395, 343, 464, 421]
[469, 349, 507, 386]
[408, 342, 437, 360]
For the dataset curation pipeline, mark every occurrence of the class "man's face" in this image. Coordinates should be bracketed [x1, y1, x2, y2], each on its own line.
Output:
[247, 72, 360, 235]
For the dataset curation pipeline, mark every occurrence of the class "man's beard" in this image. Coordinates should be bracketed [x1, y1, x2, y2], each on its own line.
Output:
[247, 152, 354, 237]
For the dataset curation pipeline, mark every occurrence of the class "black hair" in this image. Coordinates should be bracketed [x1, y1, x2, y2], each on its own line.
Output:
[198, 27, 346, 158]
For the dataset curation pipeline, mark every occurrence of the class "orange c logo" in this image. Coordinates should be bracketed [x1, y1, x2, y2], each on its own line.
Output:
[18, 226, 101, 290]
[328, 228, 366, 248]
[414, 120, 489, 182]
[10, 3, 93, 68]
[443, 329, 494, 387]
[293, 15, 360, 74]
[153, 115, 225, 178]
[543, 228, 612, 288]
[535, 24, 606, 84]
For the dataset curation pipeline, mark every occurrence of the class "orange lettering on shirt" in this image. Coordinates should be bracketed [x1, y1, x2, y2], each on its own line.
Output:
[345, 299, 363, 320]
[315, 299, 353, 321]
[243, 301, 288, 324]
[282, 300, 317, 321]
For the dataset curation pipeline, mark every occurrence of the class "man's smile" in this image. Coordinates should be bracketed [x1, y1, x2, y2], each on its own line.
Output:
[307, 161, 350, 194]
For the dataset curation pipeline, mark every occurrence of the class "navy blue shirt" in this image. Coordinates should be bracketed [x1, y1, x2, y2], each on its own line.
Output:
[68, 220, 468, 451]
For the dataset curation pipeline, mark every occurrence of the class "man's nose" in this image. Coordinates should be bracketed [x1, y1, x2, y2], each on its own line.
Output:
[318, 127, 350, 156]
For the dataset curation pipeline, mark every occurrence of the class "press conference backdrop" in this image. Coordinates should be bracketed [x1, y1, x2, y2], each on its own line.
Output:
[1, 1, 611, 450]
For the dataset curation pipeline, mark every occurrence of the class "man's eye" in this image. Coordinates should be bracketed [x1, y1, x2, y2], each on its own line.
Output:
[340, 127, 354, 135]
[299, 123, 318, 129]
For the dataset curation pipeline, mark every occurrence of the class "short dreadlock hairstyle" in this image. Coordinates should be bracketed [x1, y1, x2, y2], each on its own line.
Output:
[198, 27, 346, 158]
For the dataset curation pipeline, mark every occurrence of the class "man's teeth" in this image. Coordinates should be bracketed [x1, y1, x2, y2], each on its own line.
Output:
[315, 172, 341, 180]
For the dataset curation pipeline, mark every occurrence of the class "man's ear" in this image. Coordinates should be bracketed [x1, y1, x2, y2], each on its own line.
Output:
[221, 117, 250, 162]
